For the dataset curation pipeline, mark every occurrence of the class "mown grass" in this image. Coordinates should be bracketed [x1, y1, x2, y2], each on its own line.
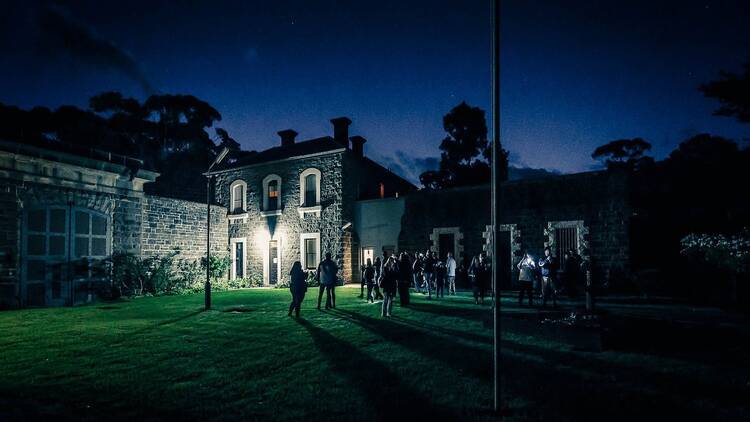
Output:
[0, 288, 747, 421]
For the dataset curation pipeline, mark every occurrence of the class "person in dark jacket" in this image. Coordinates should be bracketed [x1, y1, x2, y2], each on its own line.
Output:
[538, 247, 558, 308]
[422, 250, 435, 299]
[435, 261, 447, 298]
[517, 252, 536, 306]
[380, 255, 399, 317]
[373, 256, 384, 300]
[412, 253, 424, 293]
[397, 252, 412, 306]
[288, 261, 308, 317]
[469, 253, 490, 305]
[361, 258, 376, 303]
[316, 252, 339, 310]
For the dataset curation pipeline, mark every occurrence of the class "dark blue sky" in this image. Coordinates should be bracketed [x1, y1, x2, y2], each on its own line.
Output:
[1, 0, 749, 182]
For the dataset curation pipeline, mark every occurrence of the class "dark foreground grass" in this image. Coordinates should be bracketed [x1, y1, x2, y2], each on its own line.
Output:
[1, 288, 748, 421]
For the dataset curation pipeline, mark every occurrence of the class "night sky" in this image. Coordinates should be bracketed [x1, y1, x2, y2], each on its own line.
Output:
[1, 0, 749, 183]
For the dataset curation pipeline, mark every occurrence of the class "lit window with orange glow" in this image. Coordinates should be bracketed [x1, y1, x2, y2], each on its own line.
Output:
[379, 182, 385, 199]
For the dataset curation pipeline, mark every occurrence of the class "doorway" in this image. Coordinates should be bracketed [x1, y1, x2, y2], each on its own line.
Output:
[438, 233, 455, 260]
[497, 230, 512, 289]
[268, 240, 279, 285]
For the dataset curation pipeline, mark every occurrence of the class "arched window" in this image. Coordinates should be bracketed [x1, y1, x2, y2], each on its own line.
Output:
[229, 180, 247, 213]
[262, 174, 282, 212]
[299, 168, 321, 207]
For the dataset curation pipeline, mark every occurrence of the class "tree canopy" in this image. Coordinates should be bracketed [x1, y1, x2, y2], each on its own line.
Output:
[0, 92, 245, 201]
[419, 101, 508, 189]
[591, 138, 654, 170]
[700, 61, 750, 123]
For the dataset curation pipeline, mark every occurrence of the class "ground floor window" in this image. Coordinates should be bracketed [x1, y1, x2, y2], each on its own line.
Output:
[300, 233, 320, 270]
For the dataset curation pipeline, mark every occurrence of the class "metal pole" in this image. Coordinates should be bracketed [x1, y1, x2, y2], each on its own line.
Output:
[205, 175, 212, 310]
[491, 0, 502, 414]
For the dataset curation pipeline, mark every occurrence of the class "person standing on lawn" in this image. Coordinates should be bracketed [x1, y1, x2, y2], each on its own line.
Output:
[316, 252, 339, 310]
[288, 261, 308, 317]
[435, 261, 447, 298]
[469, 253, 490, 305]
[397, 252, 412, 306]
[422, 250, 435, 299]
[373, 254, 385, 300]
[446, 252, 457, 295]
[380, 255, 399, 317]
[539, 247, 558, 308]
[361, 258, 376, 303]
[412, 253, 424, 293]
[517, 252, 536, 306]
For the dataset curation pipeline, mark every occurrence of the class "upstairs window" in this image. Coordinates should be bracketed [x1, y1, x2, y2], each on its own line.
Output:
[299, 168, 321, 207]
[262, 174, 282, 211]
[230, 180, 247, 213]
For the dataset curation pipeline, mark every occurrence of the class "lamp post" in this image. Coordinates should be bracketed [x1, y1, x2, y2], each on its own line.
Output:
[491, 0, 502, 414]
[205, 147, 230, 310]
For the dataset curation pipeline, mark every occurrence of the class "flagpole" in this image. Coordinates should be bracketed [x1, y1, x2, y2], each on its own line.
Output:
[491, 0, 502, 414]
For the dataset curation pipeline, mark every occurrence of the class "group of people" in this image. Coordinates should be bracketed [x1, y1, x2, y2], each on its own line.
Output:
[516, 246, 586, 308]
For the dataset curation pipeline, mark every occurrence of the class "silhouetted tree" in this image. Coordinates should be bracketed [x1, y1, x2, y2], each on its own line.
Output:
[591, 138, 654, 170]
[700, 62, 750, 123]
[0, 92, 241, 201]
[419, 102, 508, 189]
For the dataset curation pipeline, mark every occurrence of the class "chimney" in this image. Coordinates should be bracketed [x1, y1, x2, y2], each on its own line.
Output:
[277, 129, 298, 147]
[350, 135, 366, 158]
[330, 117, 352, 149]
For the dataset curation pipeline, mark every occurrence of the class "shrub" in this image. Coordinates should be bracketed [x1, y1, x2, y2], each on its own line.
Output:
[201, 255, 230, 283]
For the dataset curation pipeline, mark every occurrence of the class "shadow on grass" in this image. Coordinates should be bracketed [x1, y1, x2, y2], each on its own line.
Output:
[331, 309, 491, 382]
[390, 315, 492, 346]
[406, 301, 492, 321]
[296, 318, 459, 420]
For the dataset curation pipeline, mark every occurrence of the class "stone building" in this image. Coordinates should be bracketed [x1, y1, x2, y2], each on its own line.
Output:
[0, 139, 228, 308]
[208, 117, 415, 286]
[397, 171, 632, 290]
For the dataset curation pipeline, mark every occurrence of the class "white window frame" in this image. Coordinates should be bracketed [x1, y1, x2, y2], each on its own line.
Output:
[261, 174, 283, 217]
[300, 232, 321, 271]
[229, 180, 247, 214]
[230, 237, 247, 280]
[298, 168, 322, 217]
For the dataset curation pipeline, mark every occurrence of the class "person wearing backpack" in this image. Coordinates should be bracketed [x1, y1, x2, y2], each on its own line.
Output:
[361, 259, 376, 303]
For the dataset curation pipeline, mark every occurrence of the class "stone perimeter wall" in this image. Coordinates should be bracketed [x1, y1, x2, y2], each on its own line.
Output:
[398, 171, 632, 289]
[0, 175, 228, 308]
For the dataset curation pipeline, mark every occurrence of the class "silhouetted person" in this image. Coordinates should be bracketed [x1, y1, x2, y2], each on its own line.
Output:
[423, 250, 435, 299]
[539, 247, 558, 308]
[373, 255, 384, 300]
[435, 261, 447, 298]
[362, 258, 376, 303]
[412, 253, 424, 293]
[288, 261, 308, 317]
[397, 252, 412, 306]
[380, 255, 398, 317]
[446, 251, 457, 295]
[517, 252, 536, 306]
[316, 252, 338, 310]
[469, 253, 490, 305]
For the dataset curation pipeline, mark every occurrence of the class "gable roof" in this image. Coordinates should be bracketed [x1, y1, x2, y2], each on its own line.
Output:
[212, 136, 344, 172]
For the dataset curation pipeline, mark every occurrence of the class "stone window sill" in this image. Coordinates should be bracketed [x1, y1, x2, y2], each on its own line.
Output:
[260, 209, 283, 217]
[297, 205, 322, 217]
[227, 212, 248, 222]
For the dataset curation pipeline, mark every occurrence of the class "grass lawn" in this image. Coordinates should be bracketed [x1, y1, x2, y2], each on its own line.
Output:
[1, 288, 748, 421]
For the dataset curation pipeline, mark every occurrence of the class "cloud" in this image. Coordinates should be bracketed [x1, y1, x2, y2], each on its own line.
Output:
[507, 165, 560, 181]
[36, 4, 154, 94]
[374, 150, 440, 185]
[376, 151, 562, 186]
